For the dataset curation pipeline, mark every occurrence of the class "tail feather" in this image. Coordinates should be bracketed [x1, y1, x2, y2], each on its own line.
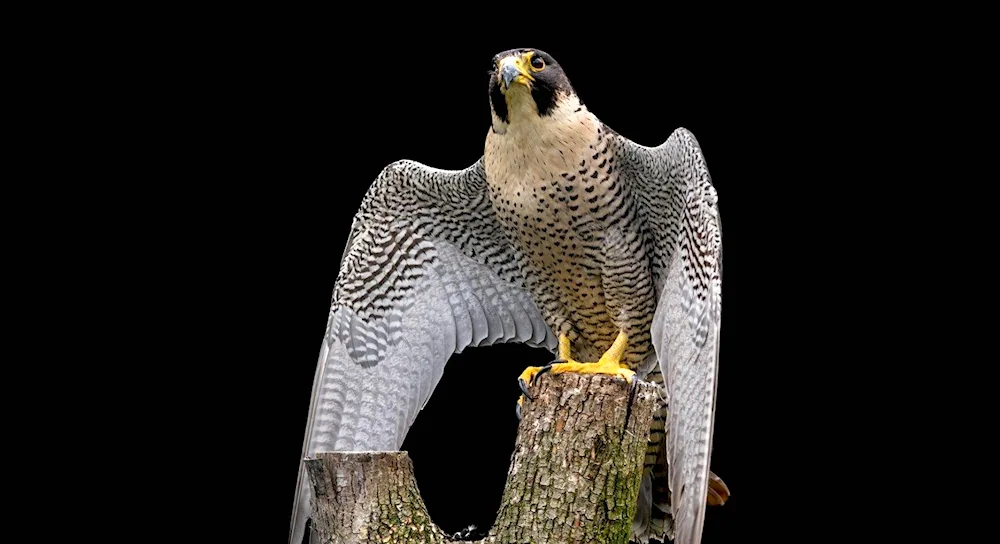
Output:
[631, 367, 675, 543]
[632, 470, 675, 544]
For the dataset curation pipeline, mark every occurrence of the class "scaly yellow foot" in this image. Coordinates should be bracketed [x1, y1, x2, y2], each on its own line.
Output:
[517, 331, 636, 419]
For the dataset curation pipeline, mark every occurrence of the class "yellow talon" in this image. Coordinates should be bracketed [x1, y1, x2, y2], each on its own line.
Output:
[558, 334, 572, 360]
[543, 358, 636, 382]
[516, 330, 636, 412]
[548, 330, 635, 381]
[517, 365, 547, 390]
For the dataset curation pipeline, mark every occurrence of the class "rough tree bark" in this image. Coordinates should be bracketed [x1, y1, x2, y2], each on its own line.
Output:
[304, 373, 657, 544]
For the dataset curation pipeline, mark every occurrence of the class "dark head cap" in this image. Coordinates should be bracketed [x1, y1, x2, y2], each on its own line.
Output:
[488, 48, 575, 124]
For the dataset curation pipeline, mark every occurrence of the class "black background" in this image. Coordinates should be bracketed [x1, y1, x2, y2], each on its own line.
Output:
[182, 15, 852, 544]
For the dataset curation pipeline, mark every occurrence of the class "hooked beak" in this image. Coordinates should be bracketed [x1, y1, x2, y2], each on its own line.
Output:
[498, 56, 532, 91]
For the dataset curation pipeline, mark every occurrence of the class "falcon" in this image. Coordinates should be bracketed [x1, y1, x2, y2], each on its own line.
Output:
[290, 48, 728, 544]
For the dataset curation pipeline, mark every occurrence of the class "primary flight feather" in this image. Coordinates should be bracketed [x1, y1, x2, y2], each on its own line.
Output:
[290, 48, 727, 544]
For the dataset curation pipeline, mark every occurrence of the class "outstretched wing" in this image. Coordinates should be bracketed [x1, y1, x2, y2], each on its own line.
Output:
[289, 158, 556, 544]
[613, 127, 722, 544]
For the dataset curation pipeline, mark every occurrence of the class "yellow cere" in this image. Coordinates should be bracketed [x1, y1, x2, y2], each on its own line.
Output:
[514, 53, 536, 82]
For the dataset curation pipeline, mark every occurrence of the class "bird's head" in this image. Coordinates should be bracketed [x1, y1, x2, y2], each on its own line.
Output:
[488, 48, 575, 127]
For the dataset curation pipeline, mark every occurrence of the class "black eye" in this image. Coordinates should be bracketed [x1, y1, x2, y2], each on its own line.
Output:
[530, 55, 545, 71]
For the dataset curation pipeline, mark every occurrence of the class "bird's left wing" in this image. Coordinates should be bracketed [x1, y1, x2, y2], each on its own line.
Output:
[289, 158, 556, 544]
[611, 127, 722, 544]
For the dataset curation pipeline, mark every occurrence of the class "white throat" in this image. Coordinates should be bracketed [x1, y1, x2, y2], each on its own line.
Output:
[485, 92, 598, 178]
[491, 91, 591, 139]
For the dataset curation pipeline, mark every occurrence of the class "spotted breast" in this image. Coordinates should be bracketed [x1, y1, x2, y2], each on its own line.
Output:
[483, 92, 657, 369]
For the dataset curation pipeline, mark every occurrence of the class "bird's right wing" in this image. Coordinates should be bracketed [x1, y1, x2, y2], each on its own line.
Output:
[611, 127, 722, 544]
[289, 158, 556, 544]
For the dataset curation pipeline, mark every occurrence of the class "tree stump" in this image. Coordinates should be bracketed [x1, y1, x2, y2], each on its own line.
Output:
[304, 373, 657, 544]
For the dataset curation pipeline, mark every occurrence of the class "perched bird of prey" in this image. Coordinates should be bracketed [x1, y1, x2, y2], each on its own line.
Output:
[290, 48, 727, 544]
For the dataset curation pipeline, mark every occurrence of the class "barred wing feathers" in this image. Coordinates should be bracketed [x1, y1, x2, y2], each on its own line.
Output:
[289, 158, 556, 544]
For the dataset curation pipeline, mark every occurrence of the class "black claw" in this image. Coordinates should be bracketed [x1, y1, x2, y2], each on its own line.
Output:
[518, 378, 533, 401]
[532, 366, 552, 385]
[516, 401, 522, 420]
[533, 359, 564, 385]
